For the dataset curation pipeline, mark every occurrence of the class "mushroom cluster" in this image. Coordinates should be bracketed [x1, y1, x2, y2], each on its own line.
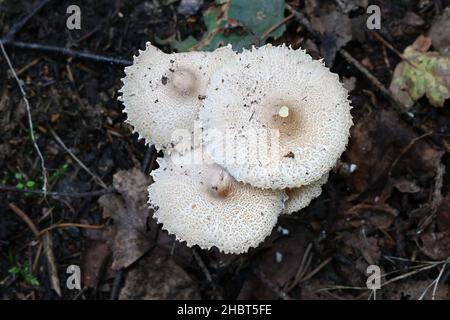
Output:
[120, 43, 352, 254]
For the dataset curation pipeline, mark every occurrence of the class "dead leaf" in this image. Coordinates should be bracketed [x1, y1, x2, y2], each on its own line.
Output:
[42, 232, 61, 296]
[420, 229, 450, 260]
[383, 280, 450, 300]
[252, 220, 314, 288]
[98, 168, 153, 270]
[402, 12, 425, 27]
[119, 248, 200, 300]
[80, 240, 110, 288]
[429, 7, 450, 57]
[305, 0, 352, 66]
[393, 177, 421, 194]
[437, 194, 450, 231]
[390, 35, 450, 108]
[344, 109, 441, 195]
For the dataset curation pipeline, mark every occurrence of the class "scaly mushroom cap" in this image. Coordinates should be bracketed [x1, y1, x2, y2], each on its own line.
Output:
[282, 173, 328, 215]
[199, 44, 352, 189]
[120, 43, 236, 152]
[148, 150, 285, 254]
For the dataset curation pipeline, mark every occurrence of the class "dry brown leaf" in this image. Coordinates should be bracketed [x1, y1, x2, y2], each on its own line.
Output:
[429, 7, 450, 57]
[98, 167, 153, 270]
[383, 280, 450, 300]
[80, 240, 110, 288]
[119, 248, 200, 300]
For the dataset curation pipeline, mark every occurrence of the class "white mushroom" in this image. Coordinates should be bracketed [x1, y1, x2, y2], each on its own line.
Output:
[199, 44, 352, 189]
[120, 43, 236, 152]
[282, 173, 328, 215]
[148, 150, 285, 254]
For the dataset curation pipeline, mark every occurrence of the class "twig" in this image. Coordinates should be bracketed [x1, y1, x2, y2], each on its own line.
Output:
[49, 127, 108, 189]
[371, 32, 418, 68]
[192, 248, 223, 300]
[110, 268, 125, 300]
[8, 203, 40, 237]
[286, 243, 313, 291]
[298, 256, 333, 284]
[285, 3, 319, 38]
[254, 268, 292, 300]
[338, 48, 408, 115]
[3, 0, 51, 41]
[39, 222, 105, 236]
[431, 264, 446, 300]
[260, 13, 295, 41]
[0, 41, 48, 194]
[42, 232, 61, 296]
[0, 39, 132, 66]
[417, 158, 445, 233]
[388, 132, 431, 178]
[0, 184, 115, 198]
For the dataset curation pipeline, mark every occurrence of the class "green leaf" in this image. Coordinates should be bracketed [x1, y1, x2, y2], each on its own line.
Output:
[171, 0, 286, 52]
[173, 36, 199, 52]
[14, 172, 23, 180]
[16, 182, 24, 189]
[228, 0, 286, 39]
[8, 266, 20, 274]
[26, 180, 35, 188]
[390, 41, 450, 108]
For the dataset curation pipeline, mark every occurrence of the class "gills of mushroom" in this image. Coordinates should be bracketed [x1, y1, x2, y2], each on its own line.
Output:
[282, 173, 329, 215]
[119, 42, 236, 153]
[199, 44, 353, 189]
[148, 150, 285, 254]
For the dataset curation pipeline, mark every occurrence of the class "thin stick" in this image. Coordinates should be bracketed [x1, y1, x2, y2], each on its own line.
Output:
[8, 203, 40, 237]
[0, 184, 115, 198]
[299, 256, 333, 283]
[49, 127, 108, 189]
[3, 0, 51, 41]
[431, 264, 447, 300]
[192, 248, 223, 300]
[261, 13, 294, 41]
[0, 39, 132, 66]
[0, 41, 48, 194]
[39, 223, 105, 236]
[254, 268, 292, 300]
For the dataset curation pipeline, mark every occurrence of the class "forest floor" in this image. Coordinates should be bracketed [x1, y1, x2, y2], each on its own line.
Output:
[0, 0, 449, 300]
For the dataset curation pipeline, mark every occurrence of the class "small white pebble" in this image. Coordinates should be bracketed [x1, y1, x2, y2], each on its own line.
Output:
[277, 226, 290, 235]
[349, 164, 357, 173]
[275, 251, 283, 263]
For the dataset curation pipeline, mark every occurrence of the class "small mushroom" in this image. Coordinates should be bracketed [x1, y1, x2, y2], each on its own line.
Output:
[282, 173, 328, 215]
[199, 44, 352, 189]
[148, 150, 285, 254]
[120, 42, 236, 152]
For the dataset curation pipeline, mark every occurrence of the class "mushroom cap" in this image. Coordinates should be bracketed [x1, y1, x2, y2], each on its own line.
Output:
[282, 173, 328, 215]
[120, 43, 236, 152]
[148, 150, 285, 254]
[199, 44, 352, 189]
